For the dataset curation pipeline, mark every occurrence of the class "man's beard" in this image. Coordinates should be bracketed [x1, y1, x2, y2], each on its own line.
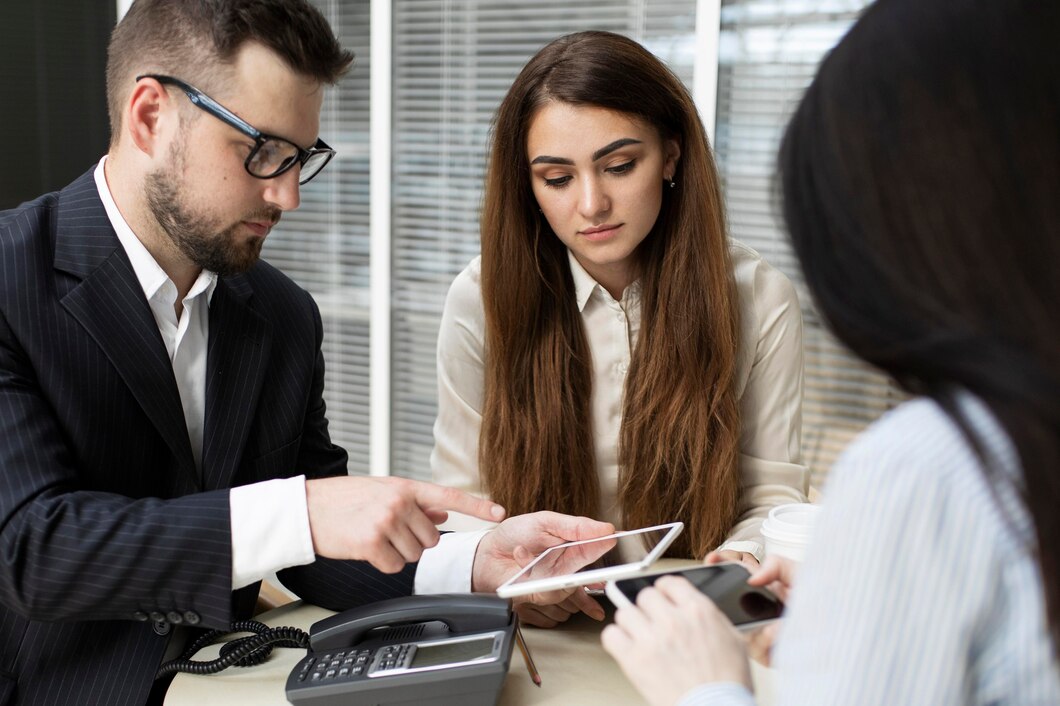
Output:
[144, 143, 279, 277]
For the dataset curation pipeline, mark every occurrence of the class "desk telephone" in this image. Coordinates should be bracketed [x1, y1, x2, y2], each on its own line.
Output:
[285, 593, 516, 706]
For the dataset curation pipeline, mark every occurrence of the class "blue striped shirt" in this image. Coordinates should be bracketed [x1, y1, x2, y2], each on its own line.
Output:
[680, 394, 1060, 706]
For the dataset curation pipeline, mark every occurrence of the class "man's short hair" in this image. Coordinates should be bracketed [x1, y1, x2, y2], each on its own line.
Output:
[105, 0, 353, 146]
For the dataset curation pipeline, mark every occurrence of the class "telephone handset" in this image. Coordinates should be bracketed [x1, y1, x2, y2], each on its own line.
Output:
[285, 594, 516, 706]
[308, 593, 511, 651]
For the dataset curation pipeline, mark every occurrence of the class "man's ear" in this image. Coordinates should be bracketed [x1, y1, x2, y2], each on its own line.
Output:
[125, 78, 174, 158]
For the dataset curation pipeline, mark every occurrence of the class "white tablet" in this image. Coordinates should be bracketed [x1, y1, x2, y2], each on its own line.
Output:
[494, 522, 684, 598]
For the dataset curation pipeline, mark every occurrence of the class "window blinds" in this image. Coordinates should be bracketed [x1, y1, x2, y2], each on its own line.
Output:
[264, 0, 374, 473]
[714, 0, 903, 487]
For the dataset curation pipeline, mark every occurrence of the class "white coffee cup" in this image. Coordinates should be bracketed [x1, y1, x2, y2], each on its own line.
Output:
[761, 503, 821, 562]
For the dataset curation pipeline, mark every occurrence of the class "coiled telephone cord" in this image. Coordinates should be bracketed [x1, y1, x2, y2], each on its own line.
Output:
[155, 620, 309, 678]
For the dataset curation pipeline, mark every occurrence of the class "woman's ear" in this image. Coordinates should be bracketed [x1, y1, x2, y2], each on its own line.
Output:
[663, 138, 682, 181]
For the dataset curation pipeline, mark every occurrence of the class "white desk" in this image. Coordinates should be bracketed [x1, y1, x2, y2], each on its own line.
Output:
[167, 579, 776, 705]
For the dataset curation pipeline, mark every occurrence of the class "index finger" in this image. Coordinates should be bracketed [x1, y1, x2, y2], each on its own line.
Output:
[748, 555, 793, 587]
[567, 586, 605, 621]
[412, 481, 506, 523]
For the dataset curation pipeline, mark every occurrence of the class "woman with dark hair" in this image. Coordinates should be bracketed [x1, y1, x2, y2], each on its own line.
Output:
[601, 0, 1060, 703]
[430, 30, 809, 626]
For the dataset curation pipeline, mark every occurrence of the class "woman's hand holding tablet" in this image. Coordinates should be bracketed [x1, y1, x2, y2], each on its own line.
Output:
[494, 522, 684, 598]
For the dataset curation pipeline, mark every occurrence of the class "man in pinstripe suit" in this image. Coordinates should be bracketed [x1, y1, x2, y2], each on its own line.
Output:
[0, 2, 612, 704]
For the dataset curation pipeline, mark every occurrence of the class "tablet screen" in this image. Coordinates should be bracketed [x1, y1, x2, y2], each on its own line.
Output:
[496, 522, 683, 597]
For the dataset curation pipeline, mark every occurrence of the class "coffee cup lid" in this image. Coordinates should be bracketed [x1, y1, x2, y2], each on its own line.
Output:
[761, 503, 821, 539]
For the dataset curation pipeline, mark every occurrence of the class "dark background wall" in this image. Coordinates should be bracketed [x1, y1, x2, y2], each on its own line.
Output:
[0, 2, 115, 209]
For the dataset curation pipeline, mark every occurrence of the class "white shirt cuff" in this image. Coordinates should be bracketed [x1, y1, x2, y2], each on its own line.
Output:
[414, 530, 490, 594]
[677, 682, 757, 706]
[229, 475, 315, 589]
[717, 540, 764, 563]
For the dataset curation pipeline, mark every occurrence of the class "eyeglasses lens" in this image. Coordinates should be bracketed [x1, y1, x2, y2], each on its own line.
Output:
[298, 151, 334, 185]
[248, 139, 299, 178]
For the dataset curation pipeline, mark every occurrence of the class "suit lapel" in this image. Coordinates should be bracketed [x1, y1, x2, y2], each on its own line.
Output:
[54, 170, 198, 487]
[202, 275, 272, 491]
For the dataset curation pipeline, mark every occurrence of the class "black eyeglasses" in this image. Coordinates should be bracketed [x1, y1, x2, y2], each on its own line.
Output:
[137, 74, 335, 185]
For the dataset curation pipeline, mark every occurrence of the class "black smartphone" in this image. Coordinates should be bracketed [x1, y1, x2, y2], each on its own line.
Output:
[606, 563, 784, 631]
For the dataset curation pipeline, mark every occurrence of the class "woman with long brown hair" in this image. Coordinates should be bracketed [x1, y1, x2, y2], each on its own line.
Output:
[432, 31, 808, 625]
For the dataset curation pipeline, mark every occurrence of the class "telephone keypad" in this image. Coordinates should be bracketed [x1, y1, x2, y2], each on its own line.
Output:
[369, 644, 415, 675]
[297, 648, 374, 683]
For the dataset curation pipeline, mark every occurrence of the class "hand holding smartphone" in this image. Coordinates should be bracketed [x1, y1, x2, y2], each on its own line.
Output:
[605, 563, 784, 632]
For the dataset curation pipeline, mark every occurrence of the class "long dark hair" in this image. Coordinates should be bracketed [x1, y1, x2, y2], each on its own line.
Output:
[780, 0, 1060, 649]
[479, 31, 739, 558]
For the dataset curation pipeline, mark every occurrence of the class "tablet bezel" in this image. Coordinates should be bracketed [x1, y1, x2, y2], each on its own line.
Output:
[494, 522, 684, 598]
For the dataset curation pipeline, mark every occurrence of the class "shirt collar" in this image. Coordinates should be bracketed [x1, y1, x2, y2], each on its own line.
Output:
[94, 156, 218, 305]
[567, 250, 599, 311]
[566, 249, 641, 311]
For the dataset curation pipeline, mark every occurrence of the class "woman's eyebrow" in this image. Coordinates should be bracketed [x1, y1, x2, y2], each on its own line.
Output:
[591, 138, 642, 161]
[530, 154, 574, 165]
[530, 137, 644, 166]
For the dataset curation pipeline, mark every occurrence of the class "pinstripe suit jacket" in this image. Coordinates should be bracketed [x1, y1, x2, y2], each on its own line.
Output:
[0, 169, 415, 705]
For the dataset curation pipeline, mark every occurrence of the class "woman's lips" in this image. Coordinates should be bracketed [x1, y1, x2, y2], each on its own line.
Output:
[580, 224, 621, 241]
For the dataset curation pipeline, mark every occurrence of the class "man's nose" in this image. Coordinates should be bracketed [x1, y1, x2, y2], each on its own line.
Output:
[263, 167, 301, 211]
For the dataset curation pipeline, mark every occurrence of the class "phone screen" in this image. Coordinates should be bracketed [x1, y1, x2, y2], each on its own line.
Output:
[613, 564, 784, 626]
[501, 524, 681, 591]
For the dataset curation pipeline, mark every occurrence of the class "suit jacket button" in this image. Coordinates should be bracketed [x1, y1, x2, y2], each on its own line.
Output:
[167, 611, 184, 625]
[149, 611, 166, 623]
[133, 611, 150, 622]
[183, 611, 201, 625]
[152, 620, 171, 637]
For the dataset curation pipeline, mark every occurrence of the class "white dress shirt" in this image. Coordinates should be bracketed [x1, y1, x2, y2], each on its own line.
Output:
[678, 394, 1060, 706]
[94, 158, 467, 594]
[432, 242, 809, 558]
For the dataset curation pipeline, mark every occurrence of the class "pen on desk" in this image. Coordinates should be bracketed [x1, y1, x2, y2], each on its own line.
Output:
[514, 622, 542, 687]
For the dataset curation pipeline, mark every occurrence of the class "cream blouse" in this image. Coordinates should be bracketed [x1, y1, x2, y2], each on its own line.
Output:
[430, 240, 809, 559]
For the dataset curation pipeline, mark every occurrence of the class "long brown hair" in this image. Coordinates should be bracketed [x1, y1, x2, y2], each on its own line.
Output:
[780, 0, 1060, 649]
[479, 31, 739, 558]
